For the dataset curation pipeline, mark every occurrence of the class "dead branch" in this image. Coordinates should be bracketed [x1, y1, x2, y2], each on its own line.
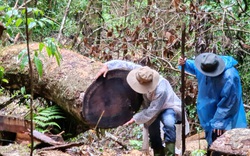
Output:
[39, 142, 84, 151]
[105, 131, 128, 150]
[57, 0, 72, 41]
[0, 94, 23, 110]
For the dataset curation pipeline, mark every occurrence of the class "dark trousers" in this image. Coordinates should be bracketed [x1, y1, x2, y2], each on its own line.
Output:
[207, 130, 225, 156]
[148, 109, 176, 149]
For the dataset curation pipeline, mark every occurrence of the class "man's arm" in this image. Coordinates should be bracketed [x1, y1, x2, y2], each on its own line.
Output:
[95, 60, 142, 79]
[178, 57, 197, 75]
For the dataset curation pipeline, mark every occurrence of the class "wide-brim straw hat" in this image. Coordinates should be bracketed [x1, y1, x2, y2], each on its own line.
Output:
[195, 53, 225, 77]
[126, 66, 159, 94]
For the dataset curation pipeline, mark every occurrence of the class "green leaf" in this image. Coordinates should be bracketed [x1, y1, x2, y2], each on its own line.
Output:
[46, 122, 61, 129]
[18, 49, 27, 60]
[129, 140, 142, 150]
[34, 56, 43, 77]
[20, 54, 29, 70]
[6, 18, 12, 26]
[40, 18, 54, 25]
[34, 116, 49, 121]
[21, 87, 26, 95]
[35, 121, 47, 127]
[27, 8, 33, 13]
[39, 42, 45, 52]
[37, 21, 45, 27]
[0, 66, 4, 80]
[15, 18, 23, 27]
[0, 6, 6, 11]
[33, 8, 44, 16]
[191, 149, 206, 156]
[46, 46, 52, 57]
[6, 9, 18, 17]
[28, 21, 36, 29]
[2, 79, 8, 83]
[55, 52, 62, 66]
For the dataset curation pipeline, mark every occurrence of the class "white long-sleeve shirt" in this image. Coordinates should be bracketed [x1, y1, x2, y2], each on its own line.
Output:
[105, 60, 182, 125]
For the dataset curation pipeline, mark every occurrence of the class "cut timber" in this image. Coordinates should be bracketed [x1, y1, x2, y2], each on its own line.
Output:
[0, 115, 32, 133]
[83, 69, 142, 128]
[209, 128, 250, 155]
[16, 130, 62, 146]
[0, 43, 142, 130]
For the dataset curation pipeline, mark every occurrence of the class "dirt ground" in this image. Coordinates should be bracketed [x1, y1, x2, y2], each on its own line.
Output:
[0, 131, 208, 156]
[0, 96, 208, 156]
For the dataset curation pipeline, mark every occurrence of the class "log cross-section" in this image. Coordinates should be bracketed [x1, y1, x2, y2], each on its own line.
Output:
[0, 43, 143, 131]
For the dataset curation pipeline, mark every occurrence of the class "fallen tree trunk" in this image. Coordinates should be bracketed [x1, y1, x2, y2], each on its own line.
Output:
[0, 43, 142, 130]
[0, 43, 102, 130]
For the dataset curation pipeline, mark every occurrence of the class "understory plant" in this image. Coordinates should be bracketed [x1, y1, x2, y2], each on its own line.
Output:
[0, 66, 8, 95]
[33, 105, 65, 133]
[191, 149, 207, 156]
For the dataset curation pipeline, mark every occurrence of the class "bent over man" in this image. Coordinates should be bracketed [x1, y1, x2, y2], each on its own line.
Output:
[96, 60, 189, 156]
[179, 53, 247, 155]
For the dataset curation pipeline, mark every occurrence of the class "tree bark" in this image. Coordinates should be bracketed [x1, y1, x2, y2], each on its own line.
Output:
[0, 43, 143, 130]
[0, 43, 103, 129]
[209, 128, 250, 155]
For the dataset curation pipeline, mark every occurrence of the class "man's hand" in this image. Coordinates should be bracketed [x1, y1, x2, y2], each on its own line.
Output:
[95, 64, 108, 79]
[123, 118, 135, 126]
[178, 57, 186, 66]
[213, 129, 225, 136]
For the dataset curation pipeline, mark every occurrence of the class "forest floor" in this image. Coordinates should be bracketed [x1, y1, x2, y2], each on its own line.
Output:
[0, 94, 208, 156]
[0, 129, 208, 156]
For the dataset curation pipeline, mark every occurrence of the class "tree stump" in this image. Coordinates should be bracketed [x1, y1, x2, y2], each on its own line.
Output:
[0, 43, 143, 130]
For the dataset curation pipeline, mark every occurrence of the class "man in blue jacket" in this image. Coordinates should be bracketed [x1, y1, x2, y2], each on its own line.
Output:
[178, 53, 247, 155]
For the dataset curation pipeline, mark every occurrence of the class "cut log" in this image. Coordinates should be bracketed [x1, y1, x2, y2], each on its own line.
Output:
[0, 115, 33, 133]
[209, 128, 250, 155]
[83, 69, 142, 128]
[0, 43, 143, 130]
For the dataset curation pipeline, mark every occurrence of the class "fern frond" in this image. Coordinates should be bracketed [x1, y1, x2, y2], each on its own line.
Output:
[34, 116, 50, 122]
[33, 105, 65, 132]
[34, 120, 47, 128]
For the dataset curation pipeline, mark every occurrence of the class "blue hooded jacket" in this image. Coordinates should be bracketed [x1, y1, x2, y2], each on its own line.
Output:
[181, 55, 247, 145]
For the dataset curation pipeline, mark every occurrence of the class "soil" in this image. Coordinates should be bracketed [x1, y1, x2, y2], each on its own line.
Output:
[0, 129, 208, 156]
[0, 95, 208, 156]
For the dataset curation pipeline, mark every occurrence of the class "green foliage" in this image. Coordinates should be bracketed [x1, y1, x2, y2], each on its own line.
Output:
[0, 66, 8, 84]
[18, 49, 29, 70]
[132, 124, 143, 139]
[129, 140, 143, 150]
[246, 110, 250, 125]
[18, 39, 62, 78]
[186, 104, 196, 119]
[33, 105, 65, 133]
[127, 125, 143, 150]
[0, 4, 57, 42]
[191, 149, 207, 156]
[0, 66, 8, 95]
[19, 86, 30, 99]
[43, 38, 62, 65]
[238, 56, 250, 105]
